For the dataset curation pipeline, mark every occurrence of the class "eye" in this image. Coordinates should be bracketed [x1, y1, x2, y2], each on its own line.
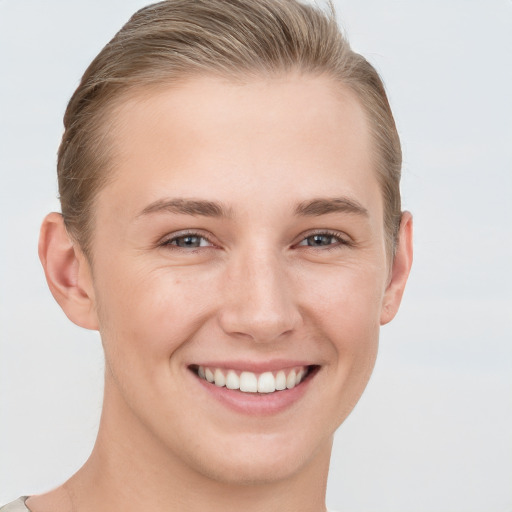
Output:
[296, 231, 349, 249]
[161, 232, 213, 249]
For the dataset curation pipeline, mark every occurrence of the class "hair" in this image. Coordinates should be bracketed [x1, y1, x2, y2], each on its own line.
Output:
[58, 0, 402, 258]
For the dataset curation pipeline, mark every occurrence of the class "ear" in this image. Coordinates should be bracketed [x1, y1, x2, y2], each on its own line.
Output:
[38, 212, 99, 330]
[380, 211, 413, 325]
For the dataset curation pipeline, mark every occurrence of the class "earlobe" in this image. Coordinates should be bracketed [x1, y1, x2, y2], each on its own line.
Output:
[380, 211, 413, 326]
[38, 212, 99, 330]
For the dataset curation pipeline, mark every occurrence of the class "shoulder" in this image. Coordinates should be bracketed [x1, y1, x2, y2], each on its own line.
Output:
[0, 497, 30, 512]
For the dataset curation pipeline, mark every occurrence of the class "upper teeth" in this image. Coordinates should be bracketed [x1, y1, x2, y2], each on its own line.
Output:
[197, 366, 308, 393]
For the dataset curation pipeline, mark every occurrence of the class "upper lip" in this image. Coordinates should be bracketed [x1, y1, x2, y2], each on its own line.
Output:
[188, 360, 316, 373]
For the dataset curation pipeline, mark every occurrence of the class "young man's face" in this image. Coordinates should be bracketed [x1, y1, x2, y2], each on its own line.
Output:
[81, 75, 410, 483]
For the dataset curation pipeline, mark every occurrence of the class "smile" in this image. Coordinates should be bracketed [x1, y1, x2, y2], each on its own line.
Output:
[191, 365, 314, 394]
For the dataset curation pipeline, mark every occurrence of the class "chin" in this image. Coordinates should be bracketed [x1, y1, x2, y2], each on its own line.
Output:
[194, 453, 306, 486]
[183, 429, 333, 486]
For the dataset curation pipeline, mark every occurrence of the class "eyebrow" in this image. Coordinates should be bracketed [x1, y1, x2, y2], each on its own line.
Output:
[139, 198, 232, 218]
[138, 196, 368, 219]
[294, 197, 369, 217]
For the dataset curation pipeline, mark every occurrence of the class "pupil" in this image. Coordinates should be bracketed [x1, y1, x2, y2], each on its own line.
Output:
[178, 236, 199, 247]
[309, 235, 331, 246]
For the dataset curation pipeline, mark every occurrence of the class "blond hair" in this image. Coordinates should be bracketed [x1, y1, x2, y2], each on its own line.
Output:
[58, 0, 402, 256]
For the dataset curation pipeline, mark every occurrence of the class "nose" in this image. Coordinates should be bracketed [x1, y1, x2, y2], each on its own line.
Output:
[218, 251, 302, 343]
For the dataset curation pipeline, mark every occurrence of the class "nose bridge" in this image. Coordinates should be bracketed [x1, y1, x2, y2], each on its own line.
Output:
[219, 246, 300, 342]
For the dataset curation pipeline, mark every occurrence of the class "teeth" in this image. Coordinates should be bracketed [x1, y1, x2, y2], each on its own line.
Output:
[239, 371, 258, 392]
[225, 370, 240, 390]
[214, 368, 226, 387]
[275, 370, 287, 390]
[196, 365, 310, 394]
[286, 369, 297, 389]
[258, 372, 275, 393]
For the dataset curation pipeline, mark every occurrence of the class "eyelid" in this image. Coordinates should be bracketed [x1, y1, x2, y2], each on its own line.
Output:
[157, 228, 352, 250]
[158, 229, 216, 248]
[294, 229, 353, 248]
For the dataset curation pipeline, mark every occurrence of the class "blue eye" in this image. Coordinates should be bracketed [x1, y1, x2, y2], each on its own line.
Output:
[164, 234, 212, 248]
[304, 234, 336, 246]
[297, 232, 348, 248]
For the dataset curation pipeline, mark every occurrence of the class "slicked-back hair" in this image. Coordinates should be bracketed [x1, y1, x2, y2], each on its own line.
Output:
[58, 0, 402, 258]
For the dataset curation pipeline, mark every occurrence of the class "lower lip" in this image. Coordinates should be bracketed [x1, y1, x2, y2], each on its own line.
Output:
[192, 368, 318, 416]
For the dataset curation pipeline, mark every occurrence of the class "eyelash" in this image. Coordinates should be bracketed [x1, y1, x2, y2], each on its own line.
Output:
[296, 230, 352, 250]
[159, 230, 351, 252]
[160, 230, 215, 251]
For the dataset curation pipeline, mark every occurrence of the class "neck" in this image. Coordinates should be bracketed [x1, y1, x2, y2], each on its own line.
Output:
[63, 378, 332, 512]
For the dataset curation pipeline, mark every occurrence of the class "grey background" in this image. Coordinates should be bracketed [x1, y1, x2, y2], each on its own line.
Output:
[1, 1, 511, 510]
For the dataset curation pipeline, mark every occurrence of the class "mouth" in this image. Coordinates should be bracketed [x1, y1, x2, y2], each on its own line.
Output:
[189, 364, 318, 394]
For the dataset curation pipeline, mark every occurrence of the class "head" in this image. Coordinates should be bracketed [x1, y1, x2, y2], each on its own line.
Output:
[39, 0, 412, 490]
[57, 0, 402, 260]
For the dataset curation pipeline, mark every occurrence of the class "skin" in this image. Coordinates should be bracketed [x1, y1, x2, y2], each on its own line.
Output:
[34, 74, 412, 512]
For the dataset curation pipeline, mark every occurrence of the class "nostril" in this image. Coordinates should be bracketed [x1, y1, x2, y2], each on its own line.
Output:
[217, 310, 301, 343]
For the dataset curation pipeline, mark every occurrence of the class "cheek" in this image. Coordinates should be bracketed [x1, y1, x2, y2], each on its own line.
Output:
[300, 263, 385, 343]
[313, 269, 382, 414]
[95, 263, 217, 365]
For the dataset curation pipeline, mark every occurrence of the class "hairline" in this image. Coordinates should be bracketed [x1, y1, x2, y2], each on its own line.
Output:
[68, 70, 398, 264]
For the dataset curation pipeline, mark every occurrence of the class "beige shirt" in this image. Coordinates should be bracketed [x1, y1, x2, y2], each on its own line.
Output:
[1, 496, 339, 511]
[0, 497, 29, 512]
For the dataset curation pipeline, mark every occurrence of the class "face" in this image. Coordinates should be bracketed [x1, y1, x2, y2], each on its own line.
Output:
[82, 74, 401, 484]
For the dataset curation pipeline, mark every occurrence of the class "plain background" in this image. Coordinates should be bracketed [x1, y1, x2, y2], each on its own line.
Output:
[1, 1, 511, 511]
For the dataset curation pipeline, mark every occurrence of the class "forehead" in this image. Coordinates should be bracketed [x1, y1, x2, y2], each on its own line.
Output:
[99, 74, 382, 222]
